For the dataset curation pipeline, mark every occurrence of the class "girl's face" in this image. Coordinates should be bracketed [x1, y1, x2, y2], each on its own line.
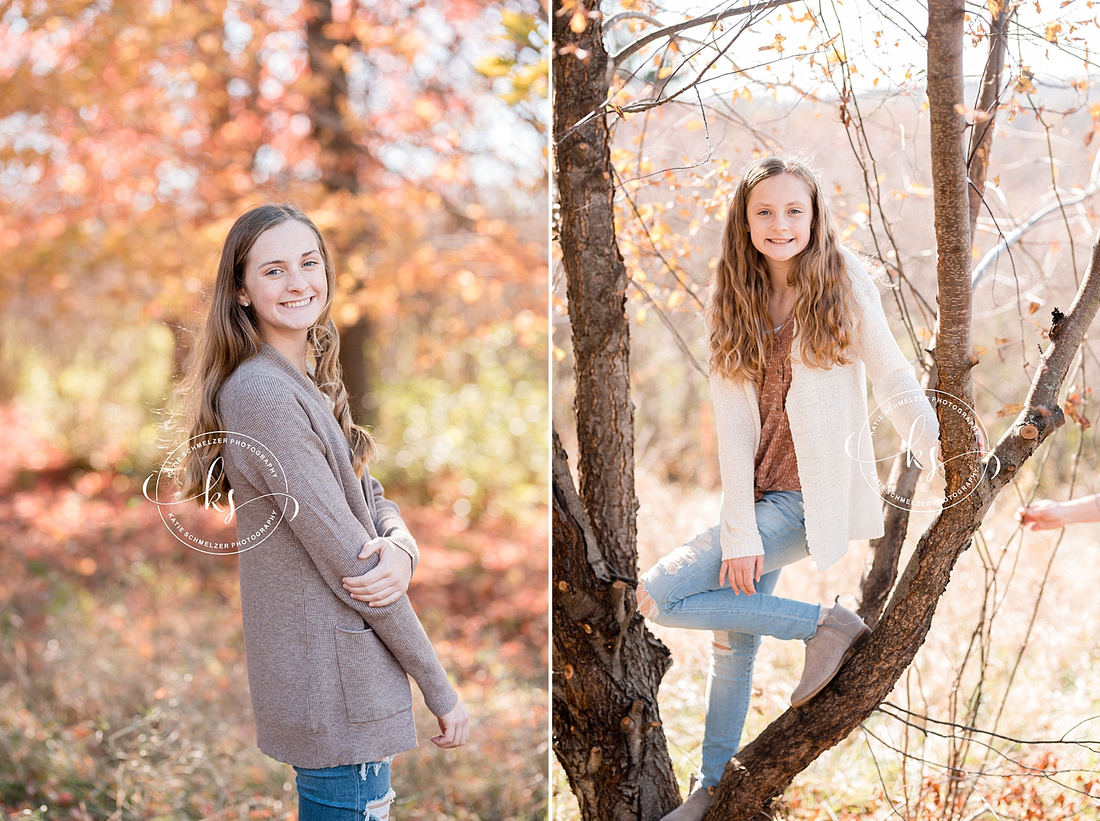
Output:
[745, 172, 814, 275]
[237, 219, 328, 346]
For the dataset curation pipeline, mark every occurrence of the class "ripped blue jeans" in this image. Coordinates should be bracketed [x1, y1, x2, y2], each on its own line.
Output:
[636, 491, 820, 789]
[294, 758, 395, 821]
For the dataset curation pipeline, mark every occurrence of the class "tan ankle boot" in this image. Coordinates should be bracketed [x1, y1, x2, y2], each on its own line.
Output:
[659, 786, 713, 821]
[790, 603, 870, 707]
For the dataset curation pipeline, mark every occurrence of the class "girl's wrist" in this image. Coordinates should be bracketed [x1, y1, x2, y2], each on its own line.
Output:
[1063, 496, 1096, 524]
[1073, 494, 1100, 523]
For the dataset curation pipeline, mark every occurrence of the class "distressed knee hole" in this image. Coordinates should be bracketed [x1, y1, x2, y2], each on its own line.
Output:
[660, 544, 701, 573]
[636, 581, 658, 620]
[366, 787, 396, 821]
[711, 633, 733, 656]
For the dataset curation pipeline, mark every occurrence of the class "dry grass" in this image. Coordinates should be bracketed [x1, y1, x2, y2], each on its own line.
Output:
[0, 407, 548, 821]
[553, 469, 1100, 819]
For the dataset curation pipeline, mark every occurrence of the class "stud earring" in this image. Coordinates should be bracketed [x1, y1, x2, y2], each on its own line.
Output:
[242, 301, 250, 307]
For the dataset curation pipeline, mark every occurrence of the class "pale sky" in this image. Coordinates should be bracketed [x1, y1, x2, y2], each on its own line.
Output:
[604, 0, 1098, 99]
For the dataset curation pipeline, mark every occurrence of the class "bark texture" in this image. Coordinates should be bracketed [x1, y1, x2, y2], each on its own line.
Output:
[859, 1, 1014, 625]
[927, 0, 975, 467]
[555, 6, 637, 562]
[552, 2, 680, 818]
[554, 434, 680, 820]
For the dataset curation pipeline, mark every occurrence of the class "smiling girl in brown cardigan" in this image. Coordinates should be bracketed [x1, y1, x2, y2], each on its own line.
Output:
[173, 204, 468, 820]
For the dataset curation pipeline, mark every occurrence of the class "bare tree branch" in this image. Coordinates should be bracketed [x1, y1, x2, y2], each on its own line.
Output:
[966, 1, 1014, 231]
[971, 152, 1100, 288]
[607, 0, 793, 79]
[629, 280, 709, 378]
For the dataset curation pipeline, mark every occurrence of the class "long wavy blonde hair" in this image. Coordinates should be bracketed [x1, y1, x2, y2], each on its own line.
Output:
[707, 155, 856, 383]
[170, 203, 376, 501]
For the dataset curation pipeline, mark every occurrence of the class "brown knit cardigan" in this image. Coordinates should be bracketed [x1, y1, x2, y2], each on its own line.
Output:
[217, 343, 458, 768]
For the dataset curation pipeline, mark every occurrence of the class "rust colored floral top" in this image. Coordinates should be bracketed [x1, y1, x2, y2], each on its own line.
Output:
[753, 315, 801, 501]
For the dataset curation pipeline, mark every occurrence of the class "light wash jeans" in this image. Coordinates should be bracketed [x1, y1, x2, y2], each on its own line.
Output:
[294, 759, 395, 821]
[637, 490, 819, 788]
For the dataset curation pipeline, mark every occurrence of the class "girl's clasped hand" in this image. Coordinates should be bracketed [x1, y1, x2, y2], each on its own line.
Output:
[342, 537, 414, 606]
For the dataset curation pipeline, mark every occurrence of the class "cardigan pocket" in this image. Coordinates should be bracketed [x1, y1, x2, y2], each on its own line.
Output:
[333, 625, 413, 723]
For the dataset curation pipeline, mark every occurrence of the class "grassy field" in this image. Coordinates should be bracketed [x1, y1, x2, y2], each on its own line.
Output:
[0, 405, 549, 820]
[553, 469, 1100, 819]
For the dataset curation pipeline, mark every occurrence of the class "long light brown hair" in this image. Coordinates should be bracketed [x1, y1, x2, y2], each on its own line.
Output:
[171, 203, 376, 500]
[706, 155, 856, 383]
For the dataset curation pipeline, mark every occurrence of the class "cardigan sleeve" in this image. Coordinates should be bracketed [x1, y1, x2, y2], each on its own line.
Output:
[844, 250, 940, 468]
[220, 375, 458, 718]
[364, 474, 420, 573]
[710, 373, 766, 560]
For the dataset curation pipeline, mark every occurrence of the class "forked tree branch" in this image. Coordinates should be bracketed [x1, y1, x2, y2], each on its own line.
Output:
[858, 0, 1015, 625]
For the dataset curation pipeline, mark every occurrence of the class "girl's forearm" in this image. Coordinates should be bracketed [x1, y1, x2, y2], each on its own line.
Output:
[1064, 493, 1100, 524]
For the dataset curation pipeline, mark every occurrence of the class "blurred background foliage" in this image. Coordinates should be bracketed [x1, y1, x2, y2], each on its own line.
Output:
[374, 322, 547, 524]
[0, 0, 548, 518]
[1, 0, 549, 817]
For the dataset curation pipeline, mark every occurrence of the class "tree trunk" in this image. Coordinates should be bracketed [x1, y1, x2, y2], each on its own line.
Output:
[553, 434, 680, 820]
[305, 0, 364, 194]
[927, 0, 974, 458]
[338, 314, 376, 427]
[555, 11, 637, 561]
[859, 0, 1014, 626]
[304, 0, 374, 424]
[856, 418, 925, 625]
[552, 2, 680, 817]
[967, 2, 1012, 231]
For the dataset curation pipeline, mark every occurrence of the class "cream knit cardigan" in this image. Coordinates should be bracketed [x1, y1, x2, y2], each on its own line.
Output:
[712, 248, 940, 571]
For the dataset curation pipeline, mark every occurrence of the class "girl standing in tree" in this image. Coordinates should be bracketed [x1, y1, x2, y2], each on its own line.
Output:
[174, 204, 468, 820]
[635, 156, 939, 821]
